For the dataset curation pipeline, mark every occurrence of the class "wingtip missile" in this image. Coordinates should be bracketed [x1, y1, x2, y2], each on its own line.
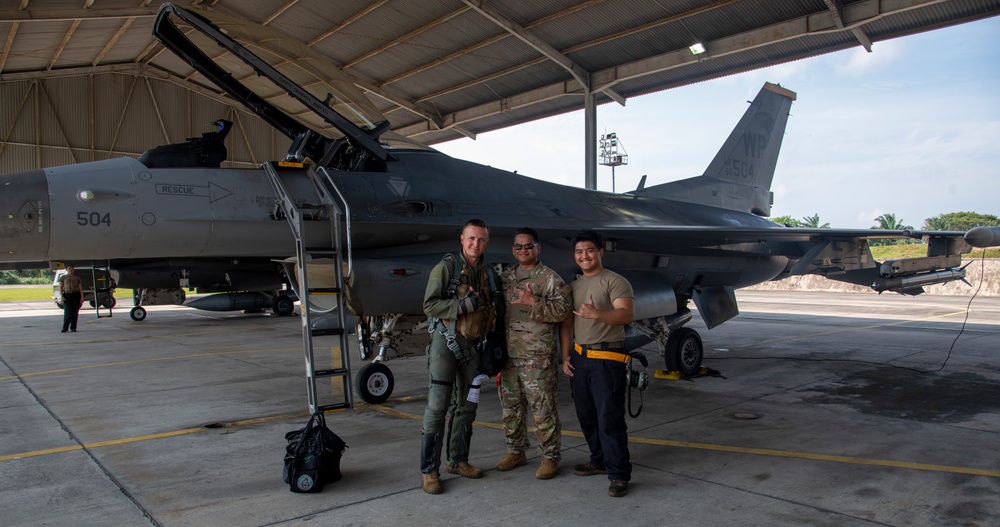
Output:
[965, 226, 1000, 248]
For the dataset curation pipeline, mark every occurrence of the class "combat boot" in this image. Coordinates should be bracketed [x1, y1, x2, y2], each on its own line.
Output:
[445, 460, 483, 479]
[422, 470, 443, 494]
[535, 458, 558, 480]
[495, 452, 527, 471]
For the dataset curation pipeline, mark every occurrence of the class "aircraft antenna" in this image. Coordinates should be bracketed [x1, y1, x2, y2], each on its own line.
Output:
[599, 132, 629, 192]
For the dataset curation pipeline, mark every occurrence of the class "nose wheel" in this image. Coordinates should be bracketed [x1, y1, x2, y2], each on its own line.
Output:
[129, 306, 147, 321]
[355, 362, 394, 404]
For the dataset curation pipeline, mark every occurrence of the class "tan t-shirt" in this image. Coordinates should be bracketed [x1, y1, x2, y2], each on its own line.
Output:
[60, 274, 83, 294]
[569, 268, 633, 345]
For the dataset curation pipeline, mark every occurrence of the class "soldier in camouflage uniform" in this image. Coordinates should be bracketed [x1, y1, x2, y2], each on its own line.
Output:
[495, 227, 572, 479]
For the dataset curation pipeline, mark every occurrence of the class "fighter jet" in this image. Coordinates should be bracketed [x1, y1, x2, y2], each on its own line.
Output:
[2, 4, 998, 404]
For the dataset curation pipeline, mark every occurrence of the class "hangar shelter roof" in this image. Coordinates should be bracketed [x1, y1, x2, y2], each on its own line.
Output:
[1, 1, 998, 145]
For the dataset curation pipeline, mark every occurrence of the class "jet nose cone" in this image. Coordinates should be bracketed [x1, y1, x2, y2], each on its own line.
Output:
[1, 169, 50, 261]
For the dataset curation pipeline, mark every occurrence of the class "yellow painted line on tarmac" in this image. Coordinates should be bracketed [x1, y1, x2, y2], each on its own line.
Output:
[751, 310, 970, 346]
[5, 391, 996, 479]
[0, 347, 300, 382]
[626, 436, 1000, 478]
[0, 412, 307, 463]
[365, 404, 1000, 478]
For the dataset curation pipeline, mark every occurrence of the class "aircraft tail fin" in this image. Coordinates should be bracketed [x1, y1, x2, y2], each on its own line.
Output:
[630, 82, 796, 216]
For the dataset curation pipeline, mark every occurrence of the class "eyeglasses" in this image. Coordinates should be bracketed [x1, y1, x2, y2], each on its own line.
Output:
[512, 243, 537, 251]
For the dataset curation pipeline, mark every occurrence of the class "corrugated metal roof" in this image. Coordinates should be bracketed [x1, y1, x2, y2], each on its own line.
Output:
[1, 0, 997, 155]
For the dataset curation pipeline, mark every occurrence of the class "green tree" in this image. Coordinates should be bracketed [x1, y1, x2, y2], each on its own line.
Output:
[922, 216, 950, 231]
[922, 211, 1000, 231]
[872, 213, 913, 231]
[870, 213, 915, 245]
[800, 214, 830, 228]
[769, 213, 829, 227]
[770, 215, 802, 227]
[0, 270, 51, 285]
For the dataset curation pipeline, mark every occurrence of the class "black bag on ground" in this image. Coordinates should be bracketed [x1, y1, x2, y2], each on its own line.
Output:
[282, 411, 348, 493]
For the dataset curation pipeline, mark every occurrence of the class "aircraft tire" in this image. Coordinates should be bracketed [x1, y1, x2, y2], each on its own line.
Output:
[100, 295, 117, 309]
[130, 306, 147, 321]
[272, 295, 294, 316]
[356, 362, 394, 404]
[666, 327, 703, 376]
[89, 300, 96, 308]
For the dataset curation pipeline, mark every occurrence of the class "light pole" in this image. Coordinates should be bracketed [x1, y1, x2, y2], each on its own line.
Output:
[599, 132, 628, 192]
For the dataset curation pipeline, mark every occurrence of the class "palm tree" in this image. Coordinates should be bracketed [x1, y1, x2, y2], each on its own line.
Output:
[770, 215, 801, 227]
[871, 213, 915, 245]
[800, 214, 830, 228]
[923, 217, 950, 231]
[872, 213, 912, 231]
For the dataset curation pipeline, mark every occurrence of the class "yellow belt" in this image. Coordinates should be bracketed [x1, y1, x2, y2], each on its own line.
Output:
[574, 343, 630, 363]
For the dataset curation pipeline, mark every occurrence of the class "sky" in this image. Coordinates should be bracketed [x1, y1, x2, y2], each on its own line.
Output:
[436, 16, 1000, 229]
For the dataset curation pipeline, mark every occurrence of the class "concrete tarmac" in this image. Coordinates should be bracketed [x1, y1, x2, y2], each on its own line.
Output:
[1, 291, 998, 527]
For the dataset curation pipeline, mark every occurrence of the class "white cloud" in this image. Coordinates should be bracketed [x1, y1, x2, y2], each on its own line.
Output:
[834, 39, 904, 77]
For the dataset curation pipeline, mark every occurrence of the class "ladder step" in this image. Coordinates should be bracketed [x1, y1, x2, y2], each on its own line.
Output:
[306, 287, 341, 294]
[305, 247, 337, 254]
[315, 368, 349, 377]
[317, 402, 351, 412]
[310, 328, 344, 337]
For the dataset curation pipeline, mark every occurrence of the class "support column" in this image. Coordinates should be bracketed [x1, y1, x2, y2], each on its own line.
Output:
[584, 91, 597, 190]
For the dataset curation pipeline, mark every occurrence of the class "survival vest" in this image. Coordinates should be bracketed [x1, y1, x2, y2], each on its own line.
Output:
[443, 253, 503, 341]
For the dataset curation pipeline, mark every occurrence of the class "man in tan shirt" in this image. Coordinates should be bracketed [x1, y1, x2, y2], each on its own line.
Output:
[560, 230, 635, 497]
[58, 266, 84, 333]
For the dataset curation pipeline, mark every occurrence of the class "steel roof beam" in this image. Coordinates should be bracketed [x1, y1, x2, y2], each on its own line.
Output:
[823, 0, 873, 52]
[342, 6, 469, 69]
[92, 17, 136, 67]
[379, 0, 606, 87]
[397, 0, 951, 141]
[398, 0, 735, 107]
[1, 21, 19, 74]
[47, 19, 80, 70]
[460, 0, 624, 106]
[0, 7, 157, 21]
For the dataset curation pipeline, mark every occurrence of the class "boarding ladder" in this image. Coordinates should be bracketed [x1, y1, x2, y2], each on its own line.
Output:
[90, 260, 114, 319]
[263, 161, 354, 413]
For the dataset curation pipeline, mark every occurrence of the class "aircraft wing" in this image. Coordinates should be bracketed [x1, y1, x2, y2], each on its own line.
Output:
[585, 223, 991, 296]
[587, 225, 965, 249]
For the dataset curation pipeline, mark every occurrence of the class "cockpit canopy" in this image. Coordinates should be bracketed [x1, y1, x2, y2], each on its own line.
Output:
[153, 3, 415, 167]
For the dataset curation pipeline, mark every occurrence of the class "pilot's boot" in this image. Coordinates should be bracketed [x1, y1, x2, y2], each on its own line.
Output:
[445, 460, 483, 479]
[422, 470, 443, 495]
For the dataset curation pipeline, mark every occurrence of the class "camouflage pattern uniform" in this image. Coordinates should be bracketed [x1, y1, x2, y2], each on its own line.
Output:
[499, 262, 572, 461]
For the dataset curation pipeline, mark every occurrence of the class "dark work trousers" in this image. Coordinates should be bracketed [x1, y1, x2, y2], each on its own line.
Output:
[62, 292, 82, 332]
[569, 350, 631, 482]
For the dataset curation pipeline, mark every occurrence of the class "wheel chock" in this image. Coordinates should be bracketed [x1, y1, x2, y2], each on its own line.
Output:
[654, 369, 682, 380]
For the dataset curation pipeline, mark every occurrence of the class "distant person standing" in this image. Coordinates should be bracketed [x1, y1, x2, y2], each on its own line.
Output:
[560, 229, 635, 497]
[496, 227, 572, 479]
[58, 266, 84, 333]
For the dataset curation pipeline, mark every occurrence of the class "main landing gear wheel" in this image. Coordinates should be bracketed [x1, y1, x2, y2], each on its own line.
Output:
[666, 327, 703, 377]
[130, 306, 147, 321]
[356, 362, 394, 404]
[272, 295, 294, 316]
[99, 295, 116, 309]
